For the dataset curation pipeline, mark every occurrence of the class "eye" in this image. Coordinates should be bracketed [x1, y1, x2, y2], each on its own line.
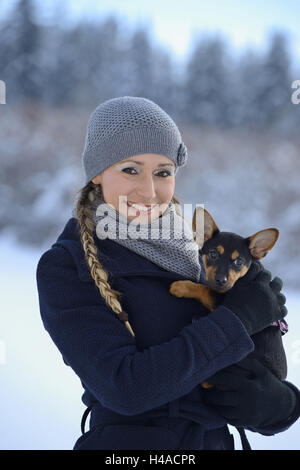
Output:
[208, 250, 218, 260]
[233, 257, 244, 268]
[154, 170, 173, 177]
[122, 167, 138, 175]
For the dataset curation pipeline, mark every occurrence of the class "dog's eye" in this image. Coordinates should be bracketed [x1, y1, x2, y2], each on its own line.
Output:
[208, 250, 218, 260]
[233, 257, 243, 267]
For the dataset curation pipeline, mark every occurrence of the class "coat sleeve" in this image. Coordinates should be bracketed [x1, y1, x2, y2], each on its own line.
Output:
[36, 245, 254, 416]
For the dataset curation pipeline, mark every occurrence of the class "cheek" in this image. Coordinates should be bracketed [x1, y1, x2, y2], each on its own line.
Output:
[227, 265, 249, 285]
[157, 177, 175, 200]
[101, 173, 132, 202]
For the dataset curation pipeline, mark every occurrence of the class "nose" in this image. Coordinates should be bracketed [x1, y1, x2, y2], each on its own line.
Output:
[136, 173, 156, 201]
[215, 274, 228, 287]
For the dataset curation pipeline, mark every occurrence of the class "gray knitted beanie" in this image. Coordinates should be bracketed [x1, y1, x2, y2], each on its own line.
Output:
[82, 96, 188, 184]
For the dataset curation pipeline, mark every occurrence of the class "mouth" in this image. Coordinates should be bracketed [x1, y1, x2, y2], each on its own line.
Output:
[127, 201, 158, 215]
[208, 281, 231, 293]
[215, 287, 230, 293]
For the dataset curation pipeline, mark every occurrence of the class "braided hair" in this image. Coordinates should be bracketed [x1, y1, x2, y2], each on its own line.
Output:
[74, 181, 183, 338]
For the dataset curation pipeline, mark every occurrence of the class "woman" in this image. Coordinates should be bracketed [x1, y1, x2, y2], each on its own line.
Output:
[36, 96, 299, 450]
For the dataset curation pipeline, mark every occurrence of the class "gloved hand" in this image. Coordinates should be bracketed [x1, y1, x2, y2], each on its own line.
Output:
[222, 261, 287, 336]
[201, 357, 299, 428]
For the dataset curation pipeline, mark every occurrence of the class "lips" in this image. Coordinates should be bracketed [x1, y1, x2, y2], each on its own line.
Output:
[128, 201, 153, 207]
[127, 201, 157, 213]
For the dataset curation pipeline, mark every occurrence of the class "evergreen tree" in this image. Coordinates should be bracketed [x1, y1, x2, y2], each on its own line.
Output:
[128, 25, 156, 99]
[184, 34, 233, 126]
[253, 30, 292, 128]
[0, 0, 42, 103]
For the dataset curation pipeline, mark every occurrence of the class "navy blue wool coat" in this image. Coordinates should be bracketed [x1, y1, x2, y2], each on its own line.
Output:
[36, 217, 295, 450]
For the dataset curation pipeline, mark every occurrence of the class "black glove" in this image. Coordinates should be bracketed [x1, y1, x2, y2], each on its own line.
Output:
[222, 261, 287, 336]
[201, 357, 299, 429]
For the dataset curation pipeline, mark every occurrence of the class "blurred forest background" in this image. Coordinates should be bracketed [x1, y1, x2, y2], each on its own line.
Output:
[1, 0, 300, 287]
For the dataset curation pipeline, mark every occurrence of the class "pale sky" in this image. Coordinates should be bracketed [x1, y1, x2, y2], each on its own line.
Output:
[2, 0, 300, 63]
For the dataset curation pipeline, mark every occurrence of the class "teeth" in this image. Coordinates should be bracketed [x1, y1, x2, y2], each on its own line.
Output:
[128, 202, 156, 211]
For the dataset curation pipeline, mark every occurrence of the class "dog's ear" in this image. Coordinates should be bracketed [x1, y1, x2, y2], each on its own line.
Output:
[192, 206, 219, 246]
[245, 228, 279, 259]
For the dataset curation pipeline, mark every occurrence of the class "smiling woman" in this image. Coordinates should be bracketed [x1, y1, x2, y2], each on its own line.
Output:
[36, 95, 300, 451]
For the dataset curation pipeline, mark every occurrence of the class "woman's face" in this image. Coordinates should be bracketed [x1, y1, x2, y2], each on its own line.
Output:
[92, 153, 176, 222]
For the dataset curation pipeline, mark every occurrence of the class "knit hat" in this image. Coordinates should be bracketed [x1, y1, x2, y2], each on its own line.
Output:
[82, 96, 188, 184]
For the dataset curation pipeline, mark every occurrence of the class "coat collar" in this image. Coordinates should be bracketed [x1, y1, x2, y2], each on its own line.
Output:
[53, 217, 205, 283]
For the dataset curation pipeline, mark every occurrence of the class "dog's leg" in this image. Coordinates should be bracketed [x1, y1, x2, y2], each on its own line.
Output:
[170, 281, 216, 312]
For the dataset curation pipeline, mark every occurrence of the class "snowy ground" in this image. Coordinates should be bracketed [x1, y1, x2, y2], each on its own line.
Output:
[0, 234, 299, 450]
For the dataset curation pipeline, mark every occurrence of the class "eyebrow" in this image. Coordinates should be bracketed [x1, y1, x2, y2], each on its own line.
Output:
[121, 160, 175, 167]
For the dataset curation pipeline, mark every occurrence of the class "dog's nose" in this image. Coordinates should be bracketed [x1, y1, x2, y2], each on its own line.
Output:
[215, 275, 228, 286]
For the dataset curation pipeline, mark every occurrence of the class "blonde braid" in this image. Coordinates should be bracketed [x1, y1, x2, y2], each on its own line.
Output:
[74, 182, 135, 337]
[73, 182, 183, 339]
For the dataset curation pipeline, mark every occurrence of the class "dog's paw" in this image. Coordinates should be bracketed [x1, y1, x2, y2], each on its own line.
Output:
[169, 280, 189, 297]
[201, 381, 214, 389]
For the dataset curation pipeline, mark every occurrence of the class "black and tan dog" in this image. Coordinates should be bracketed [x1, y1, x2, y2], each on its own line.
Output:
[170, 206, 287, 388]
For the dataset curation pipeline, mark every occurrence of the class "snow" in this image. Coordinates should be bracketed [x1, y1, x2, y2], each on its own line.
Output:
[0, 233, 299, 450]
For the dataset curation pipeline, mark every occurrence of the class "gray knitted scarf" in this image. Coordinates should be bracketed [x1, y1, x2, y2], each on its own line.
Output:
[90, 193, 201, 282]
